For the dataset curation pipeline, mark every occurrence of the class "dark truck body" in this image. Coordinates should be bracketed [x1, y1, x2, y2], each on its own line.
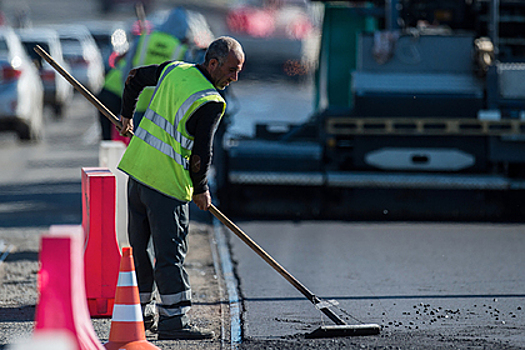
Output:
[215, 0, 525, 221]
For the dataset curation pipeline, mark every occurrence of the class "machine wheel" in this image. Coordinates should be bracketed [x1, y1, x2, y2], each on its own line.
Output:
[17, 120, 42, 142]
[53, 103, 64, 120]
[17, 121, 32, 141]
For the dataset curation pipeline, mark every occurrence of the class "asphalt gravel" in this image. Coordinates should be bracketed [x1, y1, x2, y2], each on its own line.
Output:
[0, 223, 229, 350]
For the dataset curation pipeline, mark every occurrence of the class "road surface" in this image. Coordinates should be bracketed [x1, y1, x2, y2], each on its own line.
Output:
[2, 0, 524, 349]
[228, 221, 525, 349]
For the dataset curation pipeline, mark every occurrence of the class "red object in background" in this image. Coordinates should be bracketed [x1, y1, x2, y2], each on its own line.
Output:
[111, 126, 130, 146]
[130, 19, 153, 36]
[108, 51, 126, 69]
[67, 56, 90, 67]
[227, 7, 276, 38]
[0, 65, 22, 82]
[40, 69, 55, 82]
[35, 225, 106, 350]
[82, 167, 122, 318]
[226, 3, 314, 40]
[287, 14, 313, 40]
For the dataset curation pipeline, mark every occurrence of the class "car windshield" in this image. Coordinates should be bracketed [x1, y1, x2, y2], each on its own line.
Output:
[60, 37, 83, 53]
[0, 38, 8, 54]
[21, 41, 49, 66]
[91, 34, 111, 49]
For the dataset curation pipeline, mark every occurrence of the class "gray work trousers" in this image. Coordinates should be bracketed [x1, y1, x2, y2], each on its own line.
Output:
[127, 177, 191, 330]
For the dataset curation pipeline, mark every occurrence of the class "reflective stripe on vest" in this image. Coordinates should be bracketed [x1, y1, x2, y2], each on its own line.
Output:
[140, 88, 220, 147]
[134, 127, 189, 169]
[136, 74, 220, 168]
[142, 109, 194, 150]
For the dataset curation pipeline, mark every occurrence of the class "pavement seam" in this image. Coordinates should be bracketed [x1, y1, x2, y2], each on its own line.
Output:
[213, 218, 242, 348]
[209, 224, 227, 349]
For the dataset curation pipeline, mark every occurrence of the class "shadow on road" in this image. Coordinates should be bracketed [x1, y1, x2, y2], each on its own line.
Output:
[0, 181, 81, 227]
[0, 180, 214, 228]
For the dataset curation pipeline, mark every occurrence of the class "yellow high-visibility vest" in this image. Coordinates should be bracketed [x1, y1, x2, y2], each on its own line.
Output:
[132, 32, 188, 112]
[118, 62, 226, 201]
[103, 59, 126, 96]
[103, 33, 188, 101]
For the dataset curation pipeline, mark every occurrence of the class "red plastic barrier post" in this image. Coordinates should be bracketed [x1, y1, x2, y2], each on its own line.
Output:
[35, 225, 105, 350]
[111, 127, 130, 146]
[82, 167, 122, 317]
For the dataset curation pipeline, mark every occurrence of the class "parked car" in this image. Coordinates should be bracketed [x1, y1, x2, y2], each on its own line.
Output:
[53, 24, 105, 94]
[0, 26, 44, 141]
[78, 20, 130, 73]
[17, 27, 73, 119]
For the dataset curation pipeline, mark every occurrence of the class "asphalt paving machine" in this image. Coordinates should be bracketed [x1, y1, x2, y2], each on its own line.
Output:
[215, 0, 525, 221]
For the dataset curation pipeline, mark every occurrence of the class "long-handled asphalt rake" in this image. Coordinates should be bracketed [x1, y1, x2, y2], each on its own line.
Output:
[33, 45, 133, 137]
[34, 44, 381, 338]
[209, 204, 380, 338]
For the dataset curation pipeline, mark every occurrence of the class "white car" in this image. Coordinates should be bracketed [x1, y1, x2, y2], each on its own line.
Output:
[0, 27, 44, 141]
[53, 24, 105, 94]
[17, 27, 74, 119]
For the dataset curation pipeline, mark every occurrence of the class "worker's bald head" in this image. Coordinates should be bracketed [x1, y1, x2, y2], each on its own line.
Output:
[203, 36, 244, 67]
[202, 37, 244, 90]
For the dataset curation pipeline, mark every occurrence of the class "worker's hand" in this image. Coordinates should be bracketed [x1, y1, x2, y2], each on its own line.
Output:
[119, 116, 133, 136]
[193, 190, 211, 211]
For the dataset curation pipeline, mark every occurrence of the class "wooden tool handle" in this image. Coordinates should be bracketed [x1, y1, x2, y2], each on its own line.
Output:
[209, 204, 316, 300]
[209, 204, 348, 325]
[33, 45, 133, 137]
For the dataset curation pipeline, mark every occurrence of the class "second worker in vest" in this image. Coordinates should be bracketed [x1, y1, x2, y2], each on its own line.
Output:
[98, 7, 203, 141]
[117, 36, 245, 340]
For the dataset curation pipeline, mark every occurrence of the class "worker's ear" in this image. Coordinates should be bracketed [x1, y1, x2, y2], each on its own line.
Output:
[209, 58, 220, 71]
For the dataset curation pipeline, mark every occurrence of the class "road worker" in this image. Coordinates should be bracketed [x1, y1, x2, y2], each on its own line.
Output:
[98, 6, 202, 141]
[117, 36, 244, 340]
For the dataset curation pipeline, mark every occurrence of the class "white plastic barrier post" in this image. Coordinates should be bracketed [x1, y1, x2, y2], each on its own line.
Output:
[8, 331, 76, 350]
[99, 140, 129, 248]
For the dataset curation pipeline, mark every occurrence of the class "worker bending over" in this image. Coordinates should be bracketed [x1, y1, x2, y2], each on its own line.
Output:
[117, 36, 244, 340]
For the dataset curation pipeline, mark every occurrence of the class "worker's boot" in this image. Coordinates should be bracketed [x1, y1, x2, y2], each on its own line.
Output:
[144, 314, 157, 334]
[156, 314, 214, 340]
[142, 301, 157, 334]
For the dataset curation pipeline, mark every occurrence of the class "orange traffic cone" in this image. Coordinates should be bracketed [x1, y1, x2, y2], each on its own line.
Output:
[104, 247, 160, 350]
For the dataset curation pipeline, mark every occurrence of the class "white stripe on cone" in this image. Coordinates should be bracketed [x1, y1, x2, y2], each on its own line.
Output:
[112, 304, 143, 322]
[117, 271, 137, 287]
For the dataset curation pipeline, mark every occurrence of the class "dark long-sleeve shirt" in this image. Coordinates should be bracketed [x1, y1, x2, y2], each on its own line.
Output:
[120, 61, 223, 195]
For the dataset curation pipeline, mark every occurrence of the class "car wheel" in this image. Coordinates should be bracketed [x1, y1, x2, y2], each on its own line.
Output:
[53, 103, 64, 120]
[17, 120, 42, 142]
[17, 121, 32, 141]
